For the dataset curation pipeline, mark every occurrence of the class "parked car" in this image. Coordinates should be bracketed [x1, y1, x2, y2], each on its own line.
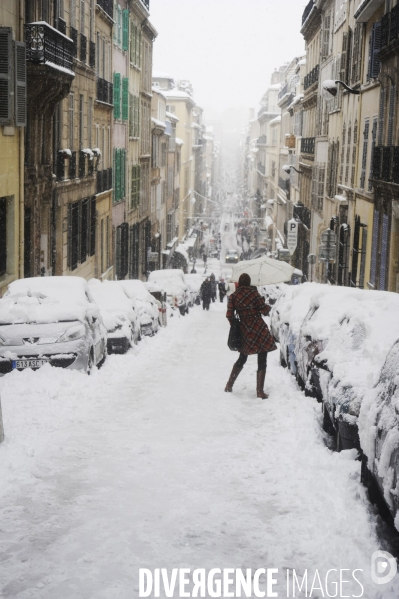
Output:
[144, 282, 168, 327]
[148, 269, 190, 315]
[118, 280, 160, 337]
[359, 339, 399, 528]
[184, 273, 204, 306]
[0, 277, 107, 375]
[88, 279, 140, 353]
[225, 249, 239, 264]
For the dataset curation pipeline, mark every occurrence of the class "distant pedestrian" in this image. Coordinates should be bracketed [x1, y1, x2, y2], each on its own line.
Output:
[218, 279, 227, 302]
[200, 278, 212, 310]
[210, 273, 217, 302]
[203, 253, 207, 265]
[225, 273, 277, 399]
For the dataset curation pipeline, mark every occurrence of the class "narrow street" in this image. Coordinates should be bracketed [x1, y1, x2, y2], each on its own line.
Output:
[0, 278, 394, 599]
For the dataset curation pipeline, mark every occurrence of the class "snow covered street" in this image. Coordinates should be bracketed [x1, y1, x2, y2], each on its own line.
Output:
[0, 298, 398, 598]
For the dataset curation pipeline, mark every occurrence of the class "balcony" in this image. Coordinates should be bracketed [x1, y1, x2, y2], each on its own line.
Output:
[278, 82, 288, 101]
[257, 135, 267, 145]
[25, 22, 74, 72]
[96, 77, 113, 105]
[139, 0, 150, 9]
[304, 64, 319, 90]
[97, 0, 113, 18]
[302, 0, 315, 25]
[372, 145, 399, 184]
[301, 137, 315, 155]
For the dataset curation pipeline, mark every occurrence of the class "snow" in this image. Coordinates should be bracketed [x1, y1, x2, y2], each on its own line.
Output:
[60, 149, 72, 157]
[44, 61, 75, 77]
[0, 298, 397, 598]
[175, 244, 189, 263]
[151, 117, 166, 129]
[0, 277, 98, 325]
[87, 279, 137, 336]
[175, 137, 184, 146]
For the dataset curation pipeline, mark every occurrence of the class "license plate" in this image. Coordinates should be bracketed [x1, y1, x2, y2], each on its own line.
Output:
[12, 359, 47, 370]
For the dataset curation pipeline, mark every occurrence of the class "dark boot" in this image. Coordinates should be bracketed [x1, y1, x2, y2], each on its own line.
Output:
[225, 364, 243, 392]
[257, 370, 268, 399]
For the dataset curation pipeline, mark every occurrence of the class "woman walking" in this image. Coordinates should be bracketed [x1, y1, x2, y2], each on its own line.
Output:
[225, 273, 276, 398]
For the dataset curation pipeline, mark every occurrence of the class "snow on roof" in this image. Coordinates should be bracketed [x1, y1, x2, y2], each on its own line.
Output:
[270, 116, 282, 125]
[166, 111, 179, 122]
[152, 71, 174, 80]
[1, 277, 97, 324]
[151, 117, 166, 129]
[162, 90, 193, 101]
[175, 138, 184, 145]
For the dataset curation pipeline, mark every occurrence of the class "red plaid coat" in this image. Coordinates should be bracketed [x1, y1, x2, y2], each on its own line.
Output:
[226, 287, 277, 355]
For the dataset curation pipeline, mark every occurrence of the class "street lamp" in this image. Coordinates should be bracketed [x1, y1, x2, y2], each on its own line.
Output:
[282, 164, 303, 174]
[322, 79, 360, 98]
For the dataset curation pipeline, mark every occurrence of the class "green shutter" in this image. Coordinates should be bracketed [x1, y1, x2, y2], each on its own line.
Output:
[113, 72, 121, 119]
[121, 149, 125, 198]
[122, 9, 129, 51]
[113, 148, 116, 203]
[122, 77, 129, 121]
[115, 148, 121, 201]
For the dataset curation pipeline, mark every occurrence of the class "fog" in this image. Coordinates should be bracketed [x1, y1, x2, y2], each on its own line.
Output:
[150, 0, 306, 121]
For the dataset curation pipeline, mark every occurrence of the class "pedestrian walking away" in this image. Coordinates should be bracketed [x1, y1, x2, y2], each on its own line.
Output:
[210, 273, 217, 302]
[225, 273, 277, 399]
[203, 252, 207, 265]
[218, 278, 227, 303]
[200, 277, 212, 311]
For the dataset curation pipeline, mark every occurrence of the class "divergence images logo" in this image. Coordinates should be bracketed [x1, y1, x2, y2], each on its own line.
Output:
[371, 551, 398, 585]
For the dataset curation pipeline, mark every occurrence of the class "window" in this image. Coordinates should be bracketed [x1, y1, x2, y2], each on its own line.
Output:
[122, 77, 129, 121]
[130, 23, 141, 67]
[326, 141, 339, 198]
[80, 0, 85, 34]
[79, 94, 84, 149]
[369, 117, 377, 191]
[311, 165, 325, 213]
[367, 22, 382, 80]
[114, 72, 121, 119]
[0, 197, 7, 276]
[387, 83, 396, 146]
[0, 29, 26, 127]
[351, 24, 363, 84]
[67, 197, 96, 270]
[113, 148, 126, 203]
[88, 97, 93, 147]
[378, 87, 386, 146]
[69, 93, 74, 149]
[131, 164, 140, 209]
[360, 119, 370, 189]
[129, 93, 140, 137]
[161, 143, 167, 167]
[321, 12, 332, 60]
[70, 0, 76, 28]
[116, 222, 129, 279]
[352, 120, 358, 187]
[117, 4, 122, 46]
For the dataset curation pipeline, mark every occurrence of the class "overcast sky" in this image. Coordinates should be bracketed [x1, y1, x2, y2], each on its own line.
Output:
[150, 0, 307, 120]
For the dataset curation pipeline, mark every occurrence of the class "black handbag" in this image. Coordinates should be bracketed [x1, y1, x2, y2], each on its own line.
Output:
[228, 315, 242, 352]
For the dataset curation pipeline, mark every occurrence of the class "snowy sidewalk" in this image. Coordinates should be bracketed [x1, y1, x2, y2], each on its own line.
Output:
[0, 302, 396, 598]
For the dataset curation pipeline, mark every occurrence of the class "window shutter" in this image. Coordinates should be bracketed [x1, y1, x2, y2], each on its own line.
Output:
[340, 32, 348, 85]
[0, 28, 12, 124]
[360, 119, 369, 189]
[122, 9, 129, 51]
[122, 77, 129, 120]
[326, 144, 333, 197]
[369, 116, 378, 190]
[378, 86, 385, 146]
[67, 202, 72, 269]
[318, 166, 325, 212]
[379, 213, 389, 290]
[370, 209, 379, 286]
[14, 41, 26, 127]
[121, 149, 125, 198]
[117, 5, 122, 45]
[90, 196, 96, 256]
[387, 84, 395, 146]
[0, 197, 7, 276]
[322, 14, 331, 59]
[116, 148, 121, 201]
[113, 72, 121, 119]
[368, 22, 382, 79]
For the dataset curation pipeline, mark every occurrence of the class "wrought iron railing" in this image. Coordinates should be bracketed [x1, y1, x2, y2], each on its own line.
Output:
[25, 22, 74, 72]
[301, 137, 315, 154]
[302, 0, 314, 25]
[304, 64, 319, 90]
[97, 0, 113, 18]
[372, 146, 382, 180]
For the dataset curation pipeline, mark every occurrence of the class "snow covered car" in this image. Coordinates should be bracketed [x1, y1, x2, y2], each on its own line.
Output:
[184, 273, 204, 306]
[225, 249, 239, 264]
[359, 340, 399, 528]
[147, 269, 190, 315]
[88, 279, 140, 353]
[295, 286, 399, 451]
[117, 280, 160, 337]
[0, 277, 107, 375]
[144, 282, 168, 327]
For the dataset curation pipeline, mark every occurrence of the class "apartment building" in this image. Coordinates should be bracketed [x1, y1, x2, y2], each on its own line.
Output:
[0, 1, 26, 296]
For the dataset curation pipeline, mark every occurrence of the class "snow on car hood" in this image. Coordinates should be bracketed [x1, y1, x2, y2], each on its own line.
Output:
[88, 279, 136, 331]
[1, 276, 100, 325]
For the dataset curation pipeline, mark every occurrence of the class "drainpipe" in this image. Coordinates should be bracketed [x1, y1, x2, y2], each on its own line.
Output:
[18, 0, 25, 279]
